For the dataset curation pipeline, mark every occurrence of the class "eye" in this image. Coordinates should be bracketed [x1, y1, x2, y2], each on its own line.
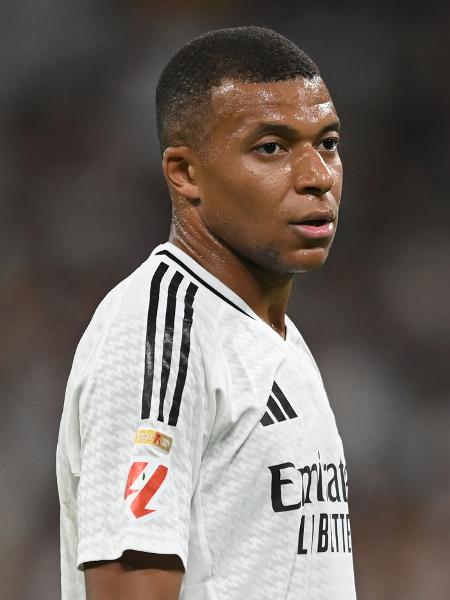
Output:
[319, 137, 340, 152]
[255, 142, 284, 155]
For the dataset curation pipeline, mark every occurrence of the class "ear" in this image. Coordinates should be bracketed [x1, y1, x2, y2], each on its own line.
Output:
[162, 146, 200, 201]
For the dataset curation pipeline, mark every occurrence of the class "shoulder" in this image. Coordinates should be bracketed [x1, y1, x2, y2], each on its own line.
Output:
[72, 252, 228, 382]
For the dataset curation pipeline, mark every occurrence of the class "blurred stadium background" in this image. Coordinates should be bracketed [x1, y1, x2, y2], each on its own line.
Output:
[1, 1, 449, 598]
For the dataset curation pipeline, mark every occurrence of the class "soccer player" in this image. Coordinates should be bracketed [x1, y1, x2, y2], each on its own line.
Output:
[57, 26, 357, 600]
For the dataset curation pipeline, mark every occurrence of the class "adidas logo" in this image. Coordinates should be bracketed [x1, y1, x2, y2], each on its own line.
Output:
[260, 382, 298, 426]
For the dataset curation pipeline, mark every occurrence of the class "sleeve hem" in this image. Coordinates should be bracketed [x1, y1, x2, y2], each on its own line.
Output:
[77, 538, 187, 571]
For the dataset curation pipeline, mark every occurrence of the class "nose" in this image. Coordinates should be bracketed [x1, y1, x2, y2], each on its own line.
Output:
[293, 146, 334, 197]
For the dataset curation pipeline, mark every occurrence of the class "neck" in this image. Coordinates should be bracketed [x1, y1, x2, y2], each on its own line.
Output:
[169, 218, 292, 339]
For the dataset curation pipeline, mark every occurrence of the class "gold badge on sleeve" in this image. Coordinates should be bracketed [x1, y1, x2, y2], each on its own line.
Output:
[134, 429, 173, 453]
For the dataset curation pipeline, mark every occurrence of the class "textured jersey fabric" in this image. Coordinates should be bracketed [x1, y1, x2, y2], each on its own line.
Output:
[57, 242, 357, 599]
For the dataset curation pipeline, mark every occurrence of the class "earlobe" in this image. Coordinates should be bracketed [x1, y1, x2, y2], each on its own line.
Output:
[162, 147, 200, 201]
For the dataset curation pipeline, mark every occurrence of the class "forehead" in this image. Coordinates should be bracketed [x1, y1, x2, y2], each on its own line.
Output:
[209, 76, 337, 134]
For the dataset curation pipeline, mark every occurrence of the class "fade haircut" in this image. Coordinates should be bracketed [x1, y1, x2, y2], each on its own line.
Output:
[155, 26, 320, 153]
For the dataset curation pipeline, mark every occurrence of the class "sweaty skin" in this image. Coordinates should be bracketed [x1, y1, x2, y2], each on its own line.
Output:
[164, 76, 343, 336]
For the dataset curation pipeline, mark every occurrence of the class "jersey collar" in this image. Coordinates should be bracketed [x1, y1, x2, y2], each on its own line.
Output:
[151, 242, 296, 344]
[151, 242, 261, 320]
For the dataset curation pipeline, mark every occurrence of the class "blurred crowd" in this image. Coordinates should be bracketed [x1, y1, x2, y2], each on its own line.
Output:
[1, 1, 449, 598]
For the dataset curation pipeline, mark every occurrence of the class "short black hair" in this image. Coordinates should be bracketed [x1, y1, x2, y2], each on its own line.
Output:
[155, 26, 320, 153]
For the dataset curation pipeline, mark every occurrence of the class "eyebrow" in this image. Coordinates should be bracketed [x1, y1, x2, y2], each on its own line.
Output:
[249, 120, 341, 140]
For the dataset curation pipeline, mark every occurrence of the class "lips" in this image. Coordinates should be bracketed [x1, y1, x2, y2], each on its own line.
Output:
[290, 210, 336, 239]
[299, 218, 330, 226]
[294, 209, 335, 225]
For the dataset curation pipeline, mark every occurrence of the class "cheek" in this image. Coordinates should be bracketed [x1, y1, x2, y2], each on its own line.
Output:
[203, 166, 272, 215]
[199, 155, 292, 239]
[230, 160, 292, 212]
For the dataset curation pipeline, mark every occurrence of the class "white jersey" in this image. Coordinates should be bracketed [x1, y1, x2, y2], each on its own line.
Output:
[57, 241, 357, 599]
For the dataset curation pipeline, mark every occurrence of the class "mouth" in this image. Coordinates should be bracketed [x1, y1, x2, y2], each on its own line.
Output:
[298, 218, 330, 227]
[290, 218, 335, 239]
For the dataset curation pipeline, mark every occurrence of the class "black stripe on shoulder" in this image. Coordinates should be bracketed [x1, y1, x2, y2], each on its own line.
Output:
[168, 282, 198, 426]
[141, 262, 170, 420]
[267, 395, 287, 423]
[158, 270, 184, 422]
[272, 382, 298, 419]
[260, 411, 275, 427]
[155, 249, 254, 319]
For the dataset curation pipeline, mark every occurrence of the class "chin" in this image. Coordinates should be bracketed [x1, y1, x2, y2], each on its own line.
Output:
[290, 248, 330, 273]
[274, 246, 331, 275]
[251, 245, 330, 276]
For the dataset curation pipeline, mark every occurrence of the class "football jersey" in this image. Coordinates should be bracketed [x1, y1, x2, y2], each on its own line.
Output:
[56, 241, 357, 599]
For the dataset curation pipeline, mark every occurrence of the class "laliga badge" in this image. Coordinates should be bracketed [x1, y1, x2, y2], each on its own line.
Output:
[124, 456, 169, 520]
[134, 428, 172, 454]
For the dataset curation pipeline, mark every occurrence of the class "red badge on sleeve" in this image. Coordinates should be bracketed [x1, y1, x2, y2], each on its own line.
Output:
[124, 457, 168, 519]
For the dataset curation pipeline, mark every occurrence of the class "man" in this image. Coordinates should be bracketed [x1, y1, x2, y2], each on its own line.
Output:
[57, 25, 357, 599]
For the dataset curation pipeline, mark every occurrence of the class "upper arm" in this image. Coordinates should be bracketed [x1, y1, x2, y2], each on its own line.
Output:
[73, 265, 213, 576]
[84, 551, 184, 600]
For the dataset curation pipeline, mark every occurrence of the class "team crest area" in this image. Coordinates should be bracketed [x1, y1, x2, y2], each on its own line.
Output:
[124, 456, 169, 520]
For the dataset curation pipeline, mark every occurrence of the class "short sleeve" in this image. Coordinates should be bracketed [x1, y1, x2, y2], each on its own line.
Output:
[76, 273, 211, 569]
